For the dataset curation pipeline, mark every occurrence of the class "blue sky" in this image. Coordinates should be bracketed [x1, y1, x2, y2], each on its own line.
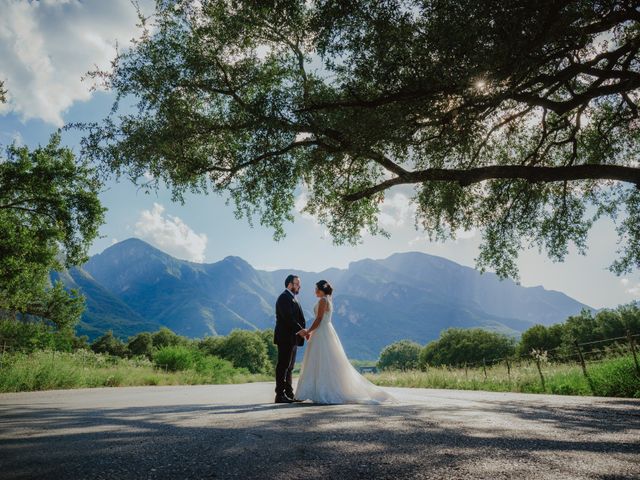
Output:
[1, 0, 639, 309]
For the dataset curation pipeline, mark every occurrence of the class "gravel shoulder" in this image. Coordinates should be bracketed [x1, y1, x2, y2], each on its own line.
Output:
[1, 383, 638, 479]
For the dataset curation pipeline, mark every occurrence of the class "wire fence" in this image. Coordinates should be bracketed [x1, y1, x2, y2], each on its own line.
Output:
[2, 331, 640, 391]
[424, 331, 640, 394]
[449, 332, 640, 369]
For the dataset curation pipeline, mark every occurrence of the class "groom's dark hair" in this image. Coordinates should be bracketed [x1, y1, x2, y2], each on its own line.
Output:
[285, 274, 299, 288]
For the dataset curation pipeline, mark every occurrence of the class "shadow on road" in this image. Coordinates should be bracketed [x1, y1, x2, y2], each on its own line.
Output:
[0, 396, 639, 479]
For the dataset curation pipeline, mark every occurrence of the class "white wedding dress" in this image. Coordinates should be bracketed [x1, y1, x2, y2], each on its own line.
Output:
[294, 297, 397, 404]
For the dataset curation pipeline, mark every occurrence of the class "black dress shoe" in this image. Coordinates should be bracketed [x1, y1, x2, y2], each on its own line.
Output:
[275, 394, 294, 404]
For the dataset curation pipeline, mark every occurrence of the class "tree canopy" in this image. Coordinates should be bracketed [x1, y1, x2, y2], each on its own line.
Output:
[419, 328, 516, 367]
[81, 0, 640, 278]
[378, 339, 422, 370]
[0, 134, 105, 329]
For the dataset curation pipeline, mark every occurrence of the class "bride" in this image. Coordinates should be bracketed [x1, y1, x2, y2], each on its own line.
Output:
[294, 280, 397, 404]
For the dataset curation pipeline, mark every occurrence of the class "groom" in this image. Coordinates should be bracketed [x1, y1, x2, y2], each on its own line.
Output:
[274, 274, 307, 403]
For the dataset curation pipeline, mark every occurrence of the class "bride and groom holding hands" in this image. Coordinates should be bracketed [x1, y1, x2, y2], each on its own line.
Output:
[274, 274, 396, 405]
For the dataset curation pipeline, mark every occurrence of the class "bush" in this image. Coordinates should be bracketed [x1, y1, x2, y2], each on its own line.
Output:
[127, 332, 154, 358]
[198, 335, 226, 357]
[193, 354, 241, 380]
[0, 318, 82, 353]
[223, 330, 270, 373]
[153, 345, 195, 371]
[258, 329, 278, 374]
[152, 327, 187, 349]
[378, 340, 421, 371]
[90, 331, 127, 357]
[589, 356, 640, 398]
[420, 328, 516, 368]
[517, 324, 563, 357]
[198, 330, 269, 374]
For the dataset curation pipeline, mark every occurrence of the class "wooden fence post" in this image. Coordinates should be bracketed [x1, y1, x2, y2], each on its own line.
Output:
[482, 358, 487, 380]
[574, 340, 595, 394]
[627, 330, 640, 377]
[506, 358, 511, 383]
[464, 362, 468, 379]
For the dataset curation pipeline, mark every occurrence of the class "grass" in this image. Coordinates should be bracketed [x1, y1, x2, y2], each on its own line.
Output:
[2, 349, 638, 398]
[365, 355, 640, 398]
[0, 349, 271, 393]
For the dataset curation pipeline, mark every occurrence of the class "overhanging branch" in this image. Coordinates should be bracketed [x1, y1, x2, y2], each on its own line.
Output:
[343, 164, 640, 201]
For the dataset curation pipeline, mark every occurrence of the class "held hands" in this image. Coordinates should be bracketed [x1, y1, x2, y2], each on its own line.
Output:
[297, 329, 311, 340]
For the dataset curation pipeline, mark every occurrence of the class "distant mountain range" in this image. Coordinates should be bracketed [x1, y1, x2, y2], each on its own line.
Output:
[53, 238, 593, 359]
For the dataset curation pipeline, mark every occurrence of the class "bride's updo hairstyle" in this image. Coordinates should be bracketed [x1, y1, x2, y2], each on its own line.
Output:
[316, 280, 333, 296]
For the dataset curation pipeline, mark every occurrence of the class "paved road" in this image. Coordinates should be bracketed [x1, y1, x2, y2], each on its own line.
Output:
[0, 383, 638, 479]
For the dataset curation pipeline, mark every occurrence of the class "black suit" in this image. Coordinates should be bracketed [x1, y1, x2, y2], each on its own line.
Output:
[274, 290, 306, 397]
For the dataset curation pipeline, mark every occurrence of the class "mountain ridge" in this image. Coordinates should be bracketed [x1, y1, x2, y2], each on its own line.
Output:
[56, 237, 593, 359]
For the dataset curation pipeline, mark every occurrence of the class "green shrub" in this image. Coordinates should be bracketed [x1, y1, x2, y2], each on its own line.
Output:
[198, 330, 269, 374]
[419, 328, 516, 368]
[0, 318, 51, 352]
[153, 345, 195, 371]
[378, 340, 421, 371]
[258, 329, 278, 374]
[90, 331, 127, 357]
[152, 327, 187, 349]
[589, 356, 640, 398]
[127, 332, 154, 358]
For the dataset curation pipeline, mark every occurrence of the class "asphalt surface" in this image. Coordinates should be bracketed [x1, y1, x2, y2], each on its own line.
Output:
[0, 383, 638, 479]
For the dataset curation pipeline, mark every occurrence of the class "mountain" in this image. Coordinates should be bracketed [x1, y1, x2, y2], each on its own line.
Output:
[54, 238, 593, 359]
[50, 267, 160, 339]
[82, 239, 275, 337]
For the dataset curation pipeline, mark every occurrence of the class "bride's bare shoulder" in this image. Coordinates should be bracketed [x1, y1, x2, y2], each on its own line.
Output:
[320, 296, 332, 308]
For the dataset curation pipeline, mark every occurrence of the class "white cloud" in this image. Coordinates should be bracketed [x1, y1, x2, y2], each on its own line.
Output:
[294, 187, 329, 237]
[621, 278, 640, 297]
[0, 129, 23, 145]
[378, 192, 416, 228]
[294, 189, 314, 222]
[134, 203, 208, 262]
[454, 227, 478, 240]
[0, 0, 150, 126]
[408, 235, 427, 246]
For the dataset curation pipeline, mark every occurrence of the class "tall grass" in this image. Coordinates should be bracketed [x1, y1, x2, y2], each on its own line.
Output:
[366, 355, 640, 398]
[0, 349, 271, 393]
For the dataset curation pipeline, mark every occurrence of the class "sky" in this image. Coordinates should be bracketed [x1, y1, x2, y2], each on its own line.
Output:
[1, 0, 639, 309]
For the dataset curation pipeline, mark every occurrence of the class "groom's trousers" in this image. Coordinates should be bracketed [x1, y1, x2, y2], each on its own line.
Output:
[275, 342, 297, 396]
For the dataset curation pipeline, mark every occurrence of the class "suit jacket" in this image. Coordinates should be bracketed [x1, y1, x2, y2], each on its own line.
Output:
[274, 290, 306, 347]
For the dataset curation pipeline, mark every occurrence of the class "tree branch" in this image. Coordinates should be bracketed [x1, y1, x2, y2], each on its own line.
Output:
[343, 164, 640, 201]
[200, 139, 318, 176]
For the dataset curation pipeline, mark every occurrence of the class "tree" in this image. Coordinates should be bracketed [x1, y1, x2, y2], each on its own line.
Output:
[562, 309, 602, 349]
[258, 328, 278, 373]
[152, 327, 187, 349]
[91, 331, 127, 357]
[419, 328, 516, 367]
[198, 335, 226, 357]
[0, 133, 105, 329]
[617, 301, 640, 334]
[517, 324, 563, 357]
[202, 330, 270, 373]
[378, 339, 422, 371]
[127, 331, 154, 358]
[0, 80, 6, 104]
[81, 1, 640, 278]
